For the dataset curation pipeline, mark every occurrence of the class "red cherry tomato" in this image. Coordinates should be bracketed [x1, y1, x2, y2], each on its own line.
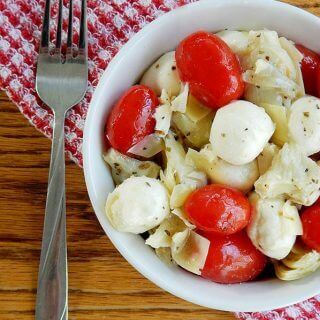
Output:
[175, 31, 244, 109]
[200, 231, 267, 284]
[105, 85, 159, 154]
[296, 44, 320, 96]
[301, 205, 320, 252]
[184, 184, 251, 234]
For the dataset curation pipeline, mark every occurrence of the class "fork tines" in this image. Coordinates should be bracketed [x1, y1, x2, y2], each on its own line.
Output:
[40, 0, 87, 58]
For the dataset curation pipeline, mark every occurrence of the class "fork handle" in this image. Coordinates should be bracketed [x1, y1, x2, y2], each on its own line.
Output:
[36, 111, 68, 320]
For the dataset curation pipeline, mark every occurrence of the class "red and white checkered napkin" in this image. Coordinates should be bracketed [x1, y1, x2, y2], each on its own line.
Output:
[1, 0, 319, 318]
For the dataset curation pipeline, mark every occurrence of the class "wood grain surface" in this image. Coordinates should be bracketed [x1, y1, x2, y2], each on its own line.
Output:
[0, 2, 319, 319]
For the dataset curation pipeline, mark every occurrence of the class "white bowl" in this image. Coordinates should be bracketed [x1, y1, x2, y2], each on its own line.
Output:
[83, 0, 320, 312]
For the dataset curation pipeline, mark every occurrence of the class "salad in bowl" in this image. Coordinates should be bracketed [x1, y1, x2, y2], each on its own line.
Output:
[102, 29, 320, 284]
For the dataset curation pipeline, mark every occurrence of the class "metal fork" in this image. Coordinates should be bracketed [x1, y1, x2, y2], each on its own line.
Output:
[35, 0, 87, 319]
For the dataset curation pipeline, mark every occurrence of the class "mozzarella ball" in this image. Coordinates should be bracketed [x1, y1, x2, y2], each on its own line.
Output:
[140, 51, 181, 97]
[209, 157, 259, 193]
[288, 96, 320, 156]
[216, 30, 249, 54]
[210, 100, 275, 165]
[105, 176, 170, 234]
[247, 193, 302, 260]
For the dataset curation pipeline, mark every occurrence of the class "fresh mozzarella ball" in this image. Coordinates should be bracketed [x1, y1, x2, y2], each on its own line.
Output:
[210, 157, 259, 193]
[105, 176, 170, 234]
[140, 51, 181, 97]
[216, 30, 249, 54]
[288, 96, 320, 156]
[247, 193, 302, 260]
[210, 100, 275, 165]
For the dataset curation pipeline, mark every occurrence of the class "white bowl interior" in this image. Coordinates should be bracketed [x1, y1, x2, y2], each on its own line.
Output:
[83, 0, 320, 312]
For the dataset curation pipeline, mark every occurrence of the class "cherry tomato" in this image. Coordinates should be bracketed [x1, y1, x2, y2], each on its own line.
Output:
[105, 85, 159, 154]
[296, 44, 320, 96]
[175, 31, 244, 109]
[184, 184, 251, 234]
[301, 205, 320, 252]
[200, 231, 267, 284]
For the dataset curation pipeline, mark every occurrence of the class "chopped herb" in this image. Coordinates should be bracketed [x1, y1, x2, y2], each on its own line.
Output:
[155, 217, 158, 220]
[162, 206, 165, 210]
[271, 205, 274, 208]
[166, 147, 171, 152]
[146, 182, 151, 187]
[221, 133, 226, 138]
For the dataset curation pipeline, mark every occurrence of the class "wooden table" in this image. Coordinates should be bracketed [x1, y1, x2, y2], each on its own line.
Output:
[0, 2, 319, 319]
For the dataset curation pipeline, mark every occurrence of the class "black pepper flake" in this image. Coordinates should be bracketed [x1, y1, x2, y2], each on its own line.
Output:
[303, 112, 310, 117]
[143, 147, 147, 150]
[271, 205, 274, 208]
[303, 127, 307, 132]
[244, 128, 248, 131]
[174, 135, 179, 141]
[171, 66, 176, 70]
[317, 104, 320, 110]
[186, 132, 191, 137]
[221, 133, 226, 138]
[165, 230, 170, 236]
[312, 179, 317, 183]
[161, 116, 165, 120]
[257, 34, 261, 38]
[155, 217, 158, 220]
[256, 85, 261, 89]
[282, 103, 285, 106]
[146, 182, 151, 187]
[305, 168, 309, 173]
[284, 96, 288, 99]
[266, 56, 270, 61]
[114, 163, 120, 167]
[155, 64, 160, 69]
[162, 206, 165, 210]
[132, 171, 137, 175]
[115, 172, 120, 176]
